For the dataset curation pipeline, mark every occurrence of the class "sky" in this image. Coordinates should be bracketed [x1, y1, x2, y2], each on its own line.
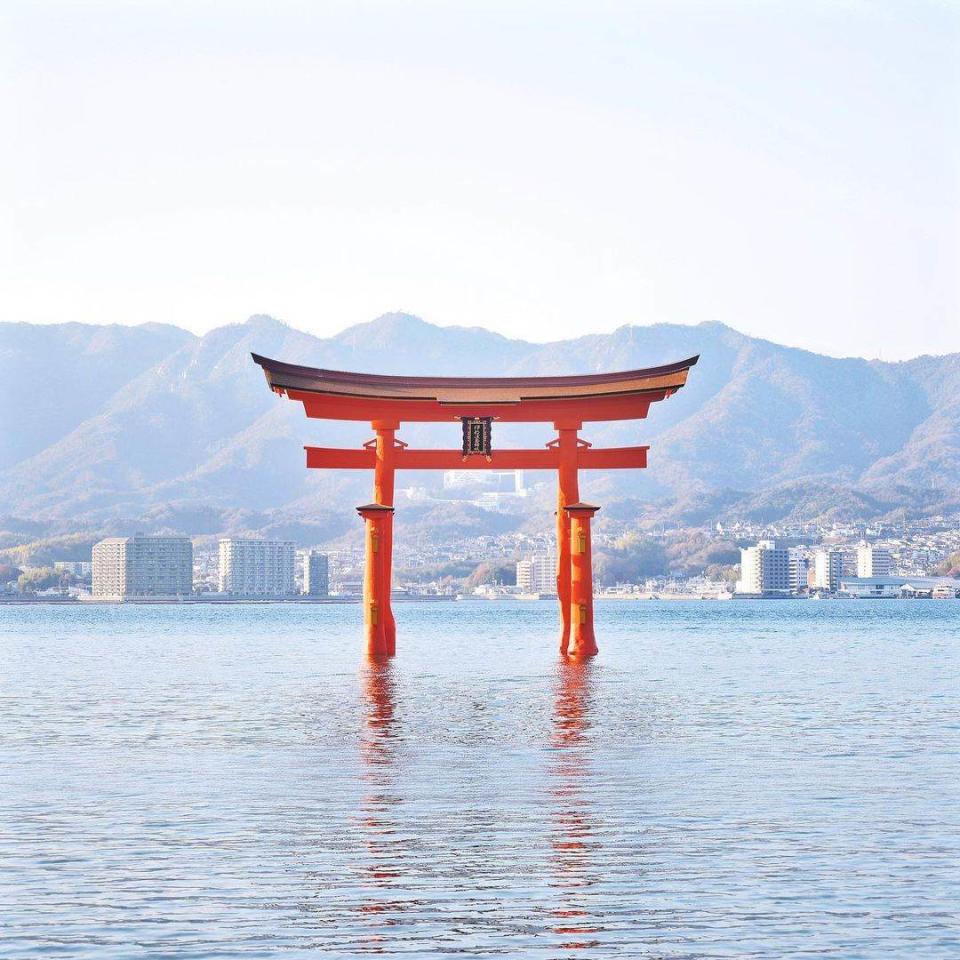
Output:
[2, 0, 958, 360]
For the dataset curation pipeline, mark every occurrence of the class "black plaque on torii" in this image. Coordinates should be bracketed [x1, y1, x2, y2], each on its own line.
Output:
[461, 417, 493, 460]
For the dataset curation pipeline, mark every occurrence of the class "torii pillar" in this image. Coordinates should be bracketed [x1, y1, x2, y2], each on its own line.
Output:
[564, 502, 600, 660]
[554, 421, 581, 657]
[356, 504, 395, 658]
[371, 420, 399, 653]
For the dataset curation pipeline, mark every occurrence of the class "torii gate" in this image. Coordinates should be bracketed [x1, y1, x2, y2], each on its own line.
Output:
[253, 352, 698, 660]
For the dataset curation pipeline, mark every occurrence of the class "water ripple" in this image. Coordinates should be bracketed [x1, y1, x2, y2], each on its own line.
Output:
[1, 600, 958, 957]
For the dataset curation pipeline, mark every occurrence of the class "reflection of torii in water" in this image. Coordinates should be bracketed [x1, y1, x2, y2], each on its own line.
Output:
[549, 662, 603, 950]
[254, 352, 698, 661]
[355, 661, 405, 935]
[354, 657, 607, 948]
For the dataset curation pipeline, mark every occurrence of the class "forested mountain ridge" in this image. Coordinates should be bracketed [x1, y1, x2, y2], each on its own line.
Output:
[1, 313, 957, 543]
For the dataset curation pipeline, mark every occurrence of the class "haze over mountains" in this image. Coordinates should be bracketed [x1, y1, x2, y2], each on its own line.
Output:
[2, 313, 958, 547]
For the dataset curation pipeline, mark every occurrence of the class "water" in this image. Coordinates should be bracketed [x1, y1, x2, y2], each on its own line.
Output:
[1, 600, 958, 958]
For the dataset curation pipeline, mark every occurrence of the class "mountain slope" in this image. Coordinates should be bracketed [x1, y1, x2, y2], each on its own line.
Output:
[0, 313, 956, 533]
[0, 321, 193, 469]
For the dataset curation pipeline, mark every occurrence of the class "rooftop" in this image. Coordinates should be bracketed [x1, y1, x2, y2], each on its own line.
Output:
[253, 353, 698, 402]
[252, 352, 699, 423]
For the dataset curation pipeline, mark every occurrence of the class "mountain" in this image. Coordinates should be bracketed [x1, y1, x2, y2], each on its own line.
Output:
[1, 313, 957, 543]
[0, 321, 192, 470]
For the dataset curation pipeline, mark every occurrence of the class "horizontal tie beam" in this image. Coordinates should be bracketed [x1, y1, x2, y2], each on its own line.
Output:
[304, 445, 648, 471]
[292, 391, 661, 423]
[577, 445, 648, 469]
[305, 446, 377, 469]
[396, 448, 560, 470]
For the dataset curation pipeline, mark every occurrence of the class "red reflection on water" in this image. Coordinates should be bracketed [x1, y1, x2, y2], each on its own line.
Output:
[549, 660, 603, 946]
[361, 657, 396, 763]
[356, 658, 405, 930]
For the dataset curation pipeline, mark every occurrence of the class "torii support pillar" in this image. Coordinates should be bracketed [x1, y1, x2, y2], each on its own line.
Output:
[554, 423, 581, 657]
[356, 504, 395, 659]
[372, 421, 399, 650]
[564, 503, 600, 660]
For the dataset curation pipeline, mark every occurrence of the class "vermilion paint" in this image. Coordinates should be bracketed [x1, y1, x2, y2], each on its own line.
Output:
[253, 352, 699, 659]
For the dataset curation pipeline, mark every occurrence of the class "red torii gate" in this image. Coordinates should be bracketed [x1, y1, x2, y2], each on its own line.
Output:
[253, 352, 698, 660]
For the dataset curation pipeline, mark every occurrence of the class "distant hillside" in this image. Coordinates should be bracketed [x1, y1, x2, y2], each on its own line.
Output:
[1, 313, 957, 544]
[0, 321, 191, 470]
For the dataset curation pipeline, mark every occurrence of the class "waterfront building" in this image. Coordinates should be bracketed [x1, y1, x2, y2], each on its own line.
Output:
[839, 576, 956, 599]
[788, 549, 810, 594]
[92, 535, 193, 600]
[516, 548, 557, 595]
[735, 540, 791, 595]
[218, 538, 295, 596]
[516, 559, 533, 592]
[813, 550, 845, 592]
[303, 551, 329, 597]
[857, 545, 893, 578]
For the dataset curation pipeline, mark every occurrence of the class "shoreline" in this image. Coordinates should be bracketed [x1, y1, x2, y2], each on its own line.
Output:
[3, 594, 955, 606]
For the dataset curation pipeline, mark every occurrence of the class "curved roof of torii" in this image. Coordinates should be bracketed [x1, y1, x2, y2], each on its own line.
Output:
[253, 353, 697, 402]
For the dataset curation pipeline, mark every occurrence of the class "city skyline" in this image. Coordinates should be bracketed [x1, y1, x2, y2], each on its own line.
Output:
[17, 512, 959, 604]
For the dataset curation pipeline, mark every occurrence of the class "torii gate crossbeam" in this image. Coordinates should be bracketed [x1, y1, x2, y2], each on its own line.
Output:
[253, 352, 698, 660]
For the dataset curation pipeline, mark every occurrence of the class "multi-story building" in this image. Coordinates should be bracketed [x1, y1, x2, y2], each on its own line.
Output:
[788, 549, 810, 594]
[857, 545, 893, 578]
[813, 549, 845, 592]
[840, 550, 859, 577]
[218, 539, 295, 596]
[736, 540, 791, 595]
[516, 549, 557, 595]
[303, 551, 329, 597]
[92, 535, 193, 600]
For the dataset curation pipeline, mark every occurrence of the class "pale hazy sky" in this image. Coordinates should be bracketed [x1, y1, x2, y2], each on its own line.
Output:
[2, 1, 958, 359]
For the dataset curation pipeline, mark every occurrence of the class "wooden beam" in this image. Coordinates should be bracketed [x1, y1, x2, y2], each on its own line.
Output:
[292, 391, 659, 424]
[305, 446, 376, 469]
[395, 448, 560, 470]
[578, 445, 648, 469]
[304, 444, 649, 471]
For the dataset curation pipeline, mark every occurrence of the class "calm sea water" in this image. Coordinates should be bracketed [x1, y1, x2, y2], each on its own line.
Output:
[1, 600, 958, 958]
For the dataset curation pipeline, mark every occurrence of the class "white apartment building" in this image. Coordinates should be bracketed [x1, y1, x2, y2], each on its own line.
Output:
[857, 545, 893, 578]
[789, 550, 810, 593]
[218, 539, 296, 596]
[736, 540, 792, 595]
[516, 549, 557, 595]
[92, 535, 193, 600]
[813, 550, 845, 592]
